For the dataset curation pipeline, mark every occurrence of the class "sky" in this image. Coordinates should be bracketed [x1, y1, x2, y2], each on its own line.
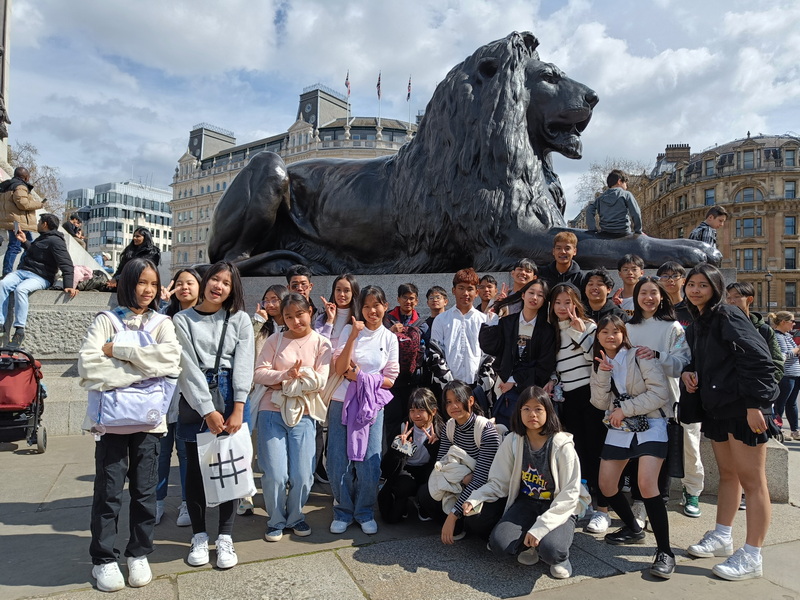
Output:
[9, 0, 800, 221]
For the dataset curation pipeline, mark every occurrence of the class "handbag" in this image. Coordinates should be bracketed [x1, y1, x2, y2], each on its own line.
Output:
[603, 377, 650, 433]
[196, 422, 257, 507]
[178, 311, 230, 425]
[666, 408, 685, 478]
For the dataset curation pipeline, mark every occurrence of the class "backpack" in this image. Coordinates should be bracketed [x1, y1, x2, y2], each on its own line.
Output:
[86, 310, 176, 433]
[445, 414, 492, 448]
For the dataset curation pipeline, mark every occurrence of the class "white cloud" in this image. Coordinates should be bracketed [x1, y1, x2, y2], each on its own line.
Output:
[5, 0, 800, 226]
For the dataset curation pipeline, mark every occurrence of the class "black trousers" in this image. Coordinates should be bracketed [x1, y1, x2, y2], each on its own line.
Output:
[378, 463, 430, 523]
[416, 485, 505, 539]
[184, 440, 237, 536]
[560, 385, 608, 506]
[90, 432, 160, 565]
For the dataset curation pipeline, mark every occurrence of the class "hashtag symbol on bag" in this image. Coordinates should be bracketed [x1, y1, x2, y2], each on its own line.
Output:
[209, 449, 247, 488]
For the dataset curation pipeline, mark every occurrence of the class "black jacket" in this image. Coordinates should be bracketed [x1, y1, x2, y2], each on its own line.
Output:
[584, 299, 629, 324]
[538, 260, 584, 291]
[20, 229, 74, 288]
[112, 244, 161, 280]
[685, 303, 778, 418]
[479, 313, 556, 389]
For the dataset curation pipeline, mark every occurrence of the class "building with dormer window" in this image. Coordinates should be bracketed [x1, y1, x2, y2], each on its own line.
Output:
[641, 133, 800, 312]
[170, 84, 418, 269]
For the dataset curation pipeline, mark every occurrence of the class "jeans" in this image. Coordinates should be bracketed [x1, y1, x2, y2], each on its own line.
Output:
[90, 432, 160, 565]
[327, 400, 383, 524]
[3, 230, 33, 276]
[156, 422, 187, 502]
[0, 269, 49, 328]
[257, 411, 316, 530]
[489, 495, 575, 566]
[775, 375, 800, 432]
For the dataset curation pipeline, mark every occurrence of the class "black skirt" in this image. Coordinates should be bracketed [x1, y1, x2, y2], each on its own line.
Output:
[601, 434, 668, 460]
[702, 415, 777, 447]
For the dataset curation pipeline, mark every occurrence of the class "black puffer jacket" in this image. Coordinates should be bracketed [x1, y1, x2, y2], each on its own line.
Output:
[19, 229, 74, 288]
[685, 303, 778, 419]
[112, 244, 161, 280]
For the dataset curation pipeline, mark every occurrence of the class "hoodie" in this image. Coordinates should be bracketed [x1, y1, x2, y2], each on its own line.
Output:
[586, 187, 642, 234]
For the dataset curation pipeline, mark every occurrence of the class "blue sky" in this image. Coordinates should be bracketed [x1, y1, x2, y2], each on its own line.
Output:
[9, 0, 800, 219]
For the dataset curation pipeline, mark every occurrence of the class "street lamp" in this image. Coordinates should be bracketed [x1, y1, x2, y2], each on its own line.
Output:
[765, 271, 774, 310]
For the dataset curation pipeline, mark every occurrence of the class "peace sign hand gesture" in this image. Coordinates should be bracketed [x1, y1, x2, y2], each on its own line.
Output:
[594, 350, 614, 371]
[160, 279, 176, 302]
[567, 305, 584, 332]
[422, 423, 439, 445]
[286, 359, 303, 379]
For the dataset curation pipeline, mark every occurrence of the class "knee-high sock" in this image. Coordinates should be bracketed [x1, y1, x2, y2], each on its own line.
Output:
[643, 495, 673, 556]
[606, 491, 640, 532]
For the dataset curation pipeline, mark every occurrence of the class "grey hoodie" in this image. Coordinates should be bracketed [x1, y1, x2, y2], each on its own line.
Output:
[586, 187, 642, 234]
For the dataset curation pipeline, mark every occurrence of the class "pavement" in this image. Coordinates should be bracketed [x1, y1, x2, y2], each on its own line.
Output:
[3, 435, 800, 600]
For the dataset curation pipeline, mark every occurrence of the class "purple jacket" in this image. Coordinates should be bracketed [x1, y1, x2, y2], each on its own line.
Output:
[342, 370, 392, 461]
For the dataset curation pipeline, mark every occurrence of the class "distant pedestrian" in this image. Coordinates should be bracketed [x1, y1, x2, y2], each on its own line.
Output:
[0, 167, 44, 276]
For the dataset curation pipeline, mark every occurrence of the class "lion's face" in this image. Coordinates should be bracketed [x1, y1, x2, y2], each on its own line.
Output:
[524, 59, 598, 160]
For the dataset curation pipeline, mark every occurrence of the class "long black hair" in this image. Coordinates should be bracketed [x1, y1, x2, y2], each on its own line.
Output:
[120, 227, 159, 262]
[629, 276, 675, 324]
[258, 284, 289, 340]
[328, 273, 360, 316]
[165, 268, 201, 317]
[116, 258, 160, 312]
[684, 263, 725, 322]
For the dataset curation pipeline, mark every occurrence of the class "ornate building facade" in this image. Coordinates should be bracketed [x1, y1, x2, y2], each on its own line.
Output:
[641, 133, 800, 312]
[170, 84, 418, 269]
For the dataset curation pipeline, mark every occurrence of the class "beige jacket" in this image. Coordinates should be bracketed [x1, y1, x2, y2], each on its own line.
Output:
[590, 351, 672, 419]
[0, 182, 43, 231]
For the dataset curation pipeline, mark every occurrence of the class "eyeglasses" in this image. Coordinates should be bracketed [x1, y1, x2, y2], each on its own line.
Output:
[620, 267, 641, 274]
[260, 299, 280, 308]
[659, 274, 682, 281]
[290, 282, 310, 290]
[428, 294, 445, 301]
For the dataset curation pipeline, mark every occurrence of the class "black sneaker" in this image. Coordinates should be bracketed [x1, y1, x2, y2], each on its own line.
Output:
[604, 525, 646, 545]
[8, 327, 24, 349]
[650, 551, 675, 579]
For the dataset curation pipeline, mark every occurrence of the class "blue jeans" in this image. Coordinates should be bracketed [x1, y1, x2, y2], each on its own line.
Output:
[156, 422, 187, 502]
[775, 375, 800, 432]
[257, 411, 315, 529]
[327, 400, 384, 524]
[0, 269, 49, 328]
[3, 230, 33, 276]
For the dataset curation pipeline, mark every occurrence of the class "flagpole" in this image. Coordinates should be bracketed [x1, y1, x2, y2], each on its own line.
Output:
[377, 71, 382, 129]
[407, 75, 412, 129]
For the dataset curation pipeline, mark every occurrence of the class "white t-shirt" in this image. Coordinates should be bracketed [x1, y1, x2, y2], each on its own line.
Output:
[331, 324, 399, 402]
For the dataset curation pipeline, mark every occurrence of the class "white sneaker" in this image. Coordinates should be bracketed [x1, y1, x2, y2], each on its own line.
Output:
[330, 519, 351, 534]
[155, 500, 165, 525]
[360, 519, 378, 535]
[550, 559, 573, 579]
[585, 511, 611, 533]
[517, 547, 539, 565]
[687, 529, 734, 558]
[92, 562, 125, 592]
[216, 535, 238, 569]
[236, 496, 254, 516]
[176, 501, 191, 527]
[126, 556, 152, 588]
[632, 500, 648, 531]
[187, 532, 209, 566]
[712, 547, 763, 581]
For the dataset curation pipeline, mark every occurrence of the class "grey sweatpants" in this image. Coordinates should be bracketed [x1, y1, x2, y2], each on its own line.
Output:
[488, 495, 576, 566]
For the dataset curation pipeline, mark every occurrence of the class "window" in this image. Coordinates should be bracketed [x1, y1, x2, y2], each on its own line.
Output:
[736, 217, 762, 237]
[787, 150, 797, 167]
[704, 159, 715, 176]
[734, 187, 763, 203]
[787, 283, 797, 308]
[676, 226, 684, 238]
[222, 182, 227, 190]
[704, 188, 715, 205]
[786, 247, 797, 270]
[786, 181, 796, 199]
[743, 249, 754, 270]
[786, 217, 796, 236]
[743, 150, 755, 169]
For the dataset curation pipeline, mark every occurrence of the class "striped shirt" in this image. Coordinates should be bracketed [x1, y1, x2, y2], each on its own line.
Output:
[436, 413, 500, 516]
[775, 330, 800, 377]
[554, 320, 597, 392]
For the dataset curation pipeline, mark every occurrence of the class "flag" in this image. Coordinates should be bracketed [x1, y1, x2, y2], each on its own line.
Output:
[345, 70, 350, 96]
[407, 75, 412, 101]
[376, 71, 381, 100]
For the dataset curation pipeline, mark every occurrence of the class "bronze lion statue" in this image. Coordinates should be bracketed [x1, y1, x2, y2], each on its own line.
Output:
[207, 31, 719, 274]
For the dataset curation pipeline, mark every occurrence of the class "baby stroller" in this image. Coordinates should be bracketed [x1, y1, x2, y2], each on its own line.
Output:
[0, 347, 47, 453]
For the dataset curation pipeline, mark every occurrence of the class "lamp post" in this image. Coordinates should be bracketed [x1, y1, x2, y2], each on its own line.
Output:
[765, 271, 774, 311]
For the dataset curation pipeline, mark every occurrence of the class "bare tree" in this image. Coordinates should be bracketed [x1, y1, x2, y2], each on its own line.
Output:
[7, 141, 64, 216]
[575, 156, 651, 209]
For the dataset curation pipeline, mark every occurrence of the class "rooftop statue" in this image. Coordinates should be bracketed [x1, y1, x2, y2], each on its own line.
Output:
[207, 31, 720, 274]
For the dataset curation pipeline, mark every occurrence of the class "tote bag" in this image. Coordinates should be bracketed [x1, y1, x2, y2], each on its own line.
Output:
[196, 422, 257, 507]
